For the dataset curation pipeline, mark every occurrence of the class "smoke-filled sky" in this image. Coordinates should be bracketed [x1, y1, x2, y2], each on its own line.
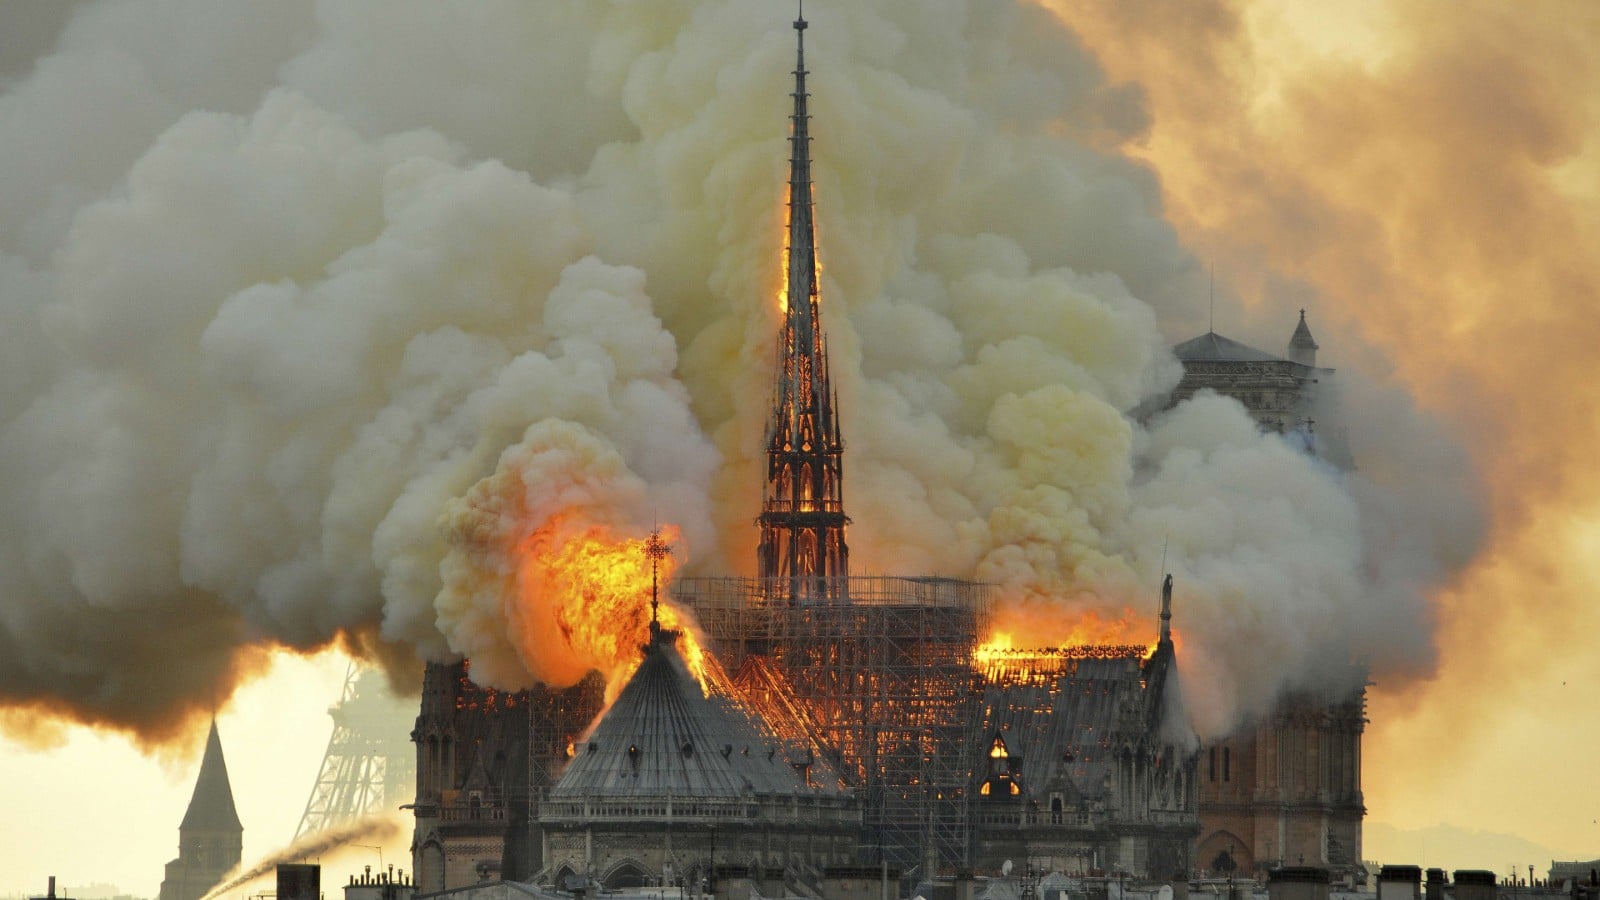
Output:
[1, 1, 1596, 894]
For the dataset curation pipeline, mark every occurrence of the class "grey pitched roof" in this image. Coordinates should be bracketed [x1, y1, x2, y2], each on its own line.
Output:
[1173, 331, 1284, 363]
[978, 656, 1148, 801]
[550, 625, 842, 799]
[179, 720, 243, 833]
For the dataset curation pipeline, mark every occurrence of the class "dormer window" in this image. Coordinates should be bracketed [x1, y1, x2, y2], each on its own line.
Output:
[980, 733, 1022, 798]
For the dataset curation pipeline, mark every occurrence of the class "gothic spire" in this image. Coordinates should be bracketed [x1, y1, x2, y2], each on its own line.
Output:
[786, 1, 818, 373]
[1288, 308, 1319, 366]
[758, 5, 849, 602]
[179, 719, 243, 833]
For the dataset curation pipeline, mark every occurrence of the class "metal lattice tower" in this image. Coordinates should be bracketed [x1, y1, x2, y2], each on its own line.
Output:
[294, 663, 418, 841]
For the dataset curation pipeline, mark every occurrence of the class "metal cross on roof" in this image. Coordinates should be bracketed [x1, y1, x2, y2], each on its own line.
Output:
[644, 527, 673, 626]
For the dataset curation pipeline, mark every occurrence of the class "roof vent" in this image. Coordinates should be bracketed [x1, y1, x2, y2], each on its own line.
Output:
[722, 744, 733, 760]
[682, 742, 694, 757]
[588, 742, 598, 753]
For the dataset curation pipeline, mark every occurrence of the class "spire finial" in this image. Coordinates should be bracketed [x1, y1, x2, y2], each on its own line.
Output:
[1208, 261, 1215, 335]
[1159, 573, 1173, 644]
[644, 527, 673, 633]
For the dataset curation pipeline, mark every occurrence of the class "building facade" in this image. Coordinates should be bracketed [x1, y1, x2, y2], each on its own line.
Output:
[1173, 315, 1367, 880]
[410, 662, 603, 890]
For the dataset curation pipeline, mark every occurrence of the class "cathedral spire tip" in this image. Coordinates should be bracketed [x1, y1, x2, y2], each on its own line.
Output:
[1159, 573, 1174, 645]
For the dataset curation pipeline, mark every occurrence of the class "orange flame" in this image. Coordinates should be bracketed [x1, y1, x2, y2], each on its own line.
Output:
[778, 184, 792, 315]
[973, 605, 1164, 683]
[979, 605, 1154, 655]
[514, 517, 708, 703]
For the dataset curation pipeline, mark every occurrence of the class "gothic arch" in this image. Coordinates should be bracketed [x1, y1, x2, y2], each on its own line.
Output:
[602, 858, 652, 890]
[418, 834, 447, 894]
[1196, 829, 1252, 874]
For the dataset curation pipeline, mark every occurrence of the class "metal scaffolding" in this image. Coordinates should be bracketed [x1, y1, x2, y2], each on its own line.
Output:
[674, 575, 990, 875]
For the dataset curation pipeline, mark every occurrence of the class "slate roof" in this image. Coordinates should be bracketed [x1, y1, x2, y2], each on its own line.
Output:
[550, 624, 844, 799]
[179, 719, 243, 833]
[978, 656, 1148, 802]
[1172, 331, 1285, 363]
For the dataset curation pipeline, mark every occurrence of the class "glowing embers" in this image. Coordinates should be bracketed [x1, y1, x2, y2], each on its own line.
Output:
[512, 517, 709, 704]
[979, 732, 1022, 798]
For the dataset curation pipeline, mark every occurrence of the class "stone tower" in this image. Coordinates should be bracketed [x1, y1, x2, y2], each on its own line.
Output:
[756, 7, 849, 602]
[1171, 314, 1366, 880]
[159, 720, 244, 900]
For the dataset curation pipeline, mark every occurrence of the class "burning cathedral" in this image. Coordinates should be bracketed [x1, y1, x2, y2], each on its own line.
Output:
[409, 9, 1359, 894]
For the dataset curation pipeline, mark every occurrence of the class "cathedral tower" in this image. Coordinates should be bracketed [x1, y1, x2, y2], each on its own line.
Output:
[159, 720, 244, 900]
[757, 7, 849, 602]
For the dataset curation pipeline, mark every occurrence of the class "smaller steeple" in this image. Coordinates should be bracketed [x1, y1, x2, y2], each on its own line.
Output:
[161, 719, 243, 900]
[179, 719, 243, 833]
[1287, 308, 1319, 366]
[1139, 575, 1181, 735]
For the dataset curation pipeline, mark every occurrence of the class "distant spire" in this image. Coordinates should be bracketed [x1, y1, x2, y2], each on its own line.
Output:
[1287, 308, 1319, 366]
[179, 719, 243, 833]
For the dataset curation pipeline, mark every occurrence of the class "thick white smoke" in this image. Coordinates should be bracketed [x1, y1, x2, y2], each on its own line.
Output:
[0, 0, 1480, 741]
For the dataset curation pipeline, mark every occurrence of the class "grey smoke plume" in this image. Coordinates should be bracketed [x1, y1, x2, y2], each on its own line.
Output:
[0, 0, 1481, 742]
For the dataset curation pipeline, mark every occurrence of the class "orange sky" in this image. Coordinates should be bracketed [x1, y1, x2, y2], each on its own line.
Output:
[3, 2, 1600, 893]
[1039, 0, 1600, 863]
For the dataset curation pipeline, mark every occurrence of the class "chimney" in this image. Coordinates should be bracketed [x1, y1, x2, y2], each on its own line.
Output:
[278, 864, 322, 900]
[1378, 866, 1422, 900]
[1452, 870, 1497, 900]
[1425, 869, 1448, 900]
[1269, 866, 1332, 900]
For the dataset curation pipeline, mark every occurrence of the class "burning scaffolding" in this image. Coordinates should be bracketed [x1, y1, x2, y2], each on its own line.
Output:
[675, 575, 991, 870]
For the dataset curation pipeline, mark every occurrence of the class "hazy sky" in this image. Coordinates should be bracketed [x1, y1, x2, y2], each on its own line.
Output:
[1, 2, 1597, 896]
